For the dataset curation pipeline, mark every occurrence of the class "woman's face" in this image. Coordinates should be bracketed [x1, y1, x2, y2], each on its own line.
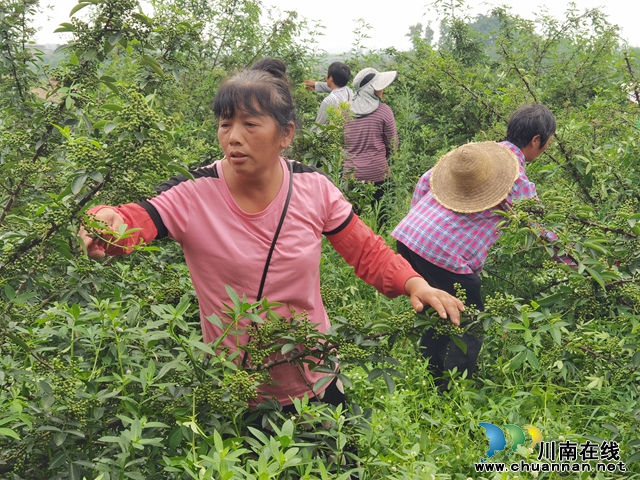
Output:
[218, 110, 294, 177]
[375, 89, 384, 99]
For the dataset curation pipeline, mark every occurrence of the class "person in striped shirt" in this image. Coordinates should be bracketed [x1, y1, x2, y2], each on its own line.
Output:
[392, 104, 559, 388]
[343, 67, 399, 216]
[304, 62, 354, 132]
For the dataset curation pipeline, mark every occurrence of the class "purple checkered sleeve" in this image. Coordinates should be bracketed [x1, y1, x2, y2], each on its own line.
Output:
[392, 141, 555, 274]
[411, 172, 431, 208]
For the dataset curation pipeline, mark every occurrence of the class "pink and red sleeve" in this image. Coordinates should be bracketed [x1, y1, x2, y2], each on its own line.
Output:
[326, 214, 419, 298]
[87, 204, 158, 256]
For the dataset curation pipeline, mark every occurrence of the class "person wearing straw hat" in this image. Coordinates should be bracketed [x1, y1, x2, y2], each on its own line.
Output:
[343, 67, 399, 212]
[391, 104, 561, 387]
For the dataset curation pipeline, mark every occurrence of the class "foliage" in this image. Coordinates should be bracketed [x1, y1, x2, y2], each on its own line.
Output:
[0, 0, 639, 478]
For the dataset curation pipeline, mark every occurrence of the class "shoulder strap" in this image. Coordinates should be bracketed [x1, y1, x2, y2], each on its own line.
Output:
[256, 159, 294, 301]
[242, 160, 294, 368]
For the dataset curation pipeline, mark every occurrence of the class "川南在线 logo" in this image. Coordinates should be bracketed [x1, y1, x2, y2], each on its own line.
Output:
[478, 423, 543, 461]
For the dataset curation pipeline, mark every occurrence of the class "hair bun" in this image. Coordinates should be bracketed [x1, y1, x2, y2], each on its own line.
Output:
[250, 58, 287, 80]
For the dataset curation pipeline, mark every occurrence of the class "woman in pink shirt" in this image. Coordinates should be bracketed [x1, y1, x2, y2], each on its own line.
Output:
[79, 65, 464, 413]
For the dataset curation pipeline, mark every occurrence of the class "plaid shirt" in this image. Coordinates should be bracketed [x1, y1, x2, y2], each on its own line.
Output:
[392, 141, 556, 274]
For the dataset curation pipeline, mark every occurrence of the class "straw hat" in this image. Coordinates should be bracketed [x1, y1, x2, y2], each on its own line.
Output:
[430, 142, 519, 213]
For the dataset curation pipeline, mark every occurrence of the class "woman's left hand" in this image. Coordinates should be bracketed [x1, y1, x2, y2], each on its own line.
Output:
[404, 277, 465, 326]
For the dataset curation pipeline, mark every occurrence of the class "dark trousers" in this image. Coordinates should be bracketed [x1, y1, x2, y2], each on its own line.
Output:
[397, 241, 484, 384]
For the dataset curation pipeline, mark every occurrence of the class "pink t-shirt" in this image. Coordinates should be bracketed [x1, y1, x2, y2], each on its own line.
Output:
[148, 158, 352, 406]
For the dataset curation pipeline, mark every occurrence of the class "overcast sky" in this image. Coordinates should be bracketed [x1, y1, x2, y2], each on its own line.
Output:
[34, 0, 640, 52]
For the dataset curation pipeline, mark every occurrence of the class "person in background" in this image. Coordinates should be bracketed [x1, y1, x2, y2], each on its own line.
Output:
[79, 66, 465, 414]
[343, 67, 399, 217]
[304, 62, 354, 132]
[392, 104, 564, 388]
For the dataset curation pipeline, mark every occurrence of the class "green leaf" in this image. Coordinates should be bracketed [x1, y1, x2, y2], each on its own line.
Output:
[525, 349, 539, 369]
[381, 371, 395, 394]
[87, 170, 104, 183]
[70, 2, 90, 16]
[225, 285, 241, 306]
[505, 323, 526, 331]
[49, 451, 68, 469]
[168, 426, 184, 449]
[537, 292, 563, 306]
[188, 340, 215, 356]
[312, 374, 334, 392]
[8, 333, 30, 353]
[71, 174, 88, 195]
[99, 435, 125, 443]
[54, 432, 67, 446]
[206, 313, 223, 329]
[102, 103, 123, 112]
[54, 23, 76, 33]
[104, 121, 118, 134]
[4, 285, 15, 300]
[102, 81, 119, 96]
[0, 428, 20, 440]
[142, 55, 164, 76]
[167, 162, 195, 181]
[131, 12, 154, 26]
[584, 267, 606, 290]
[509, 351, 526, 371]
[281, 343, 297, 355]
[452, 335, 467, 354]
[108, 32, 124, 45]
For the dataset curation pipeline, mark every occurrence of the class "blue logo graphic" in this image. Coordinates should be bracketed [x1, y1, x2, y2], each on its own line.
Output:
[478, 423, 543, 461]
[479, 422, 507, 459]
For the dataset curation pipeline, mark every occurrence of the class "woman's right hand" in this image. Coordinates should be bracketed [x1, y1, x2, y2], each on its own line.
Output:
[79, 208, 124, 259]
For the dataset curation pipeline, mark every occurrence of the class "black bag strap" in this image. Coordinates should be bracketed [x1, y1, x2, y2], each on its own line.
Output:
[256, 159, 294, 301]
[242, 159, 294, 368]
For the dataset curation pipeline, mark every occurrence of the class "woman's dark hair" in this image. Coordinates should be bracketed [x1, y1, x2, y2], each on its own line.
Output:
[213, 69, 296, 135]
[327, 62, 351, 87]
[250, 58, 287, 81]
[506, 104, 556, 149]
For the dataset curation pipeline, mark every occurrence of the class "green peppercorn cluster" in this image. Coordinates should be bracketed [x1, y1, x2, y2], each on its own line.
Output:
[67, 398, 100, 422]
[219, 370, 259, 406]
[430, 317, 465, 339]
[104, 90, 172, 203]
[566, 278, 600, 321]
[243, 314, 292, 365]
[159, 270, 188, 305]
[531, 259, 570, 288]
[337, 342, 369, 363]
[484, 292, 519, 316]
[320, 284, 342, 311]
[611, 282, 640, 309]
[67, 139, 106, 171]
[538, 344, 562, 371]
[243, 313, 318, 367]
[610, 200, 638, 231]
[340, 303, 367, 334]
[193, 371, 261, 416]
[384, 309, 417, 335]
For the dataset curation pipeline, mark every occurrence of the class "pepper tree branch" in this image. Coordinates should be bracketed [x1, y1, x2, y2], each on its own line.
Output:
[624, 51, 640, 106]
